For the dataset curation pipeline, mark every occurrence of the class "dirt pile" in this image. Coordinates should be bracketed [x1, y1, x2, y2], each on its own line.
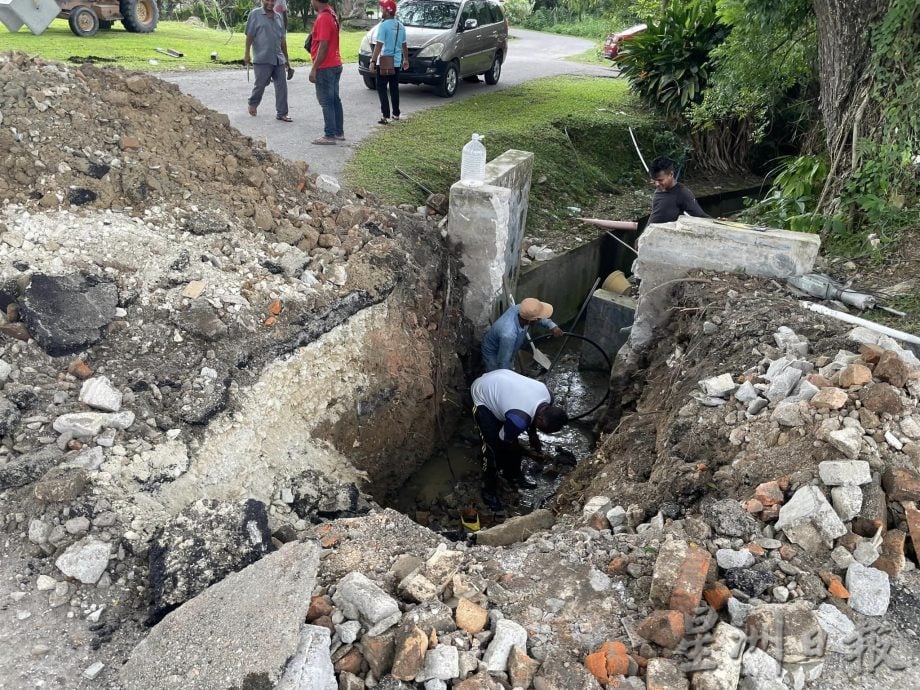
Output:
[0, 51, 468, 687]
[548, 274, 920, 688]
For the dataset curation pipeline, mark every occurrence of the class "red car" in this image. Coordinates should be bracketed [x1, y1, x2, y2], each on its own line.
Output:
[602, 23, 647, 60]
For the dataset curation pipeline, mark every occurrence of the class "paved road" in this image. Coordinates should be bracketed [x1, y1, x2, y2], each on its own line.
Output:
[163, 29, 613, 179]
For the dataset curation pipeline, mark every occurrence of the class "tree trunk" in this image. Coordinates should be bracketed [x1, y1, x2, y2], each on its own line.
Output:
[811, 0, 889, 150]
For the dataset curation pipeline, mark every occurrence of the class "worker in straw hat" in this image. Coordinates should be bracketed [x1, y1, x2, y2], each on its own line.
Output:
[481, 297, 563, 372]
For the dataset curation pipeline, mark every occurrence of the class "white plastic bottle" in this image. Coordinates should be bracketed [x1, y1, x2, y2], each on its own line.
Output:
[460, 133, 486, 186]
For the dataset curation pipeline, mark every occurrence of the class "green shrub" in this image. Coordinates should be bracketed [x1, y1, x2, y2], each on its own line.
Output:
[503, 0, 535, 25]
[742, 154, 829, 233]
[615, 0, 728, 119]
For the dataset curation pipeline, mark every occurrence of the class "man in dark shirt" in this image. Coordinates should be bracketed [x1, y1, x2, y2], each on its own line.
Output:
[647, 156, 709, 224]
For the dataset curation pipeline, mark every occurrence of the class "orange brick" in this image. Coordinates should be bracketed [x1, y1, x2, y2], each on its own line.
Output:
[703, 582, 732, 611]
[859, 344, 884, 364]
[637, 610, 685, 649]
[819, 570, 836, 586]
[905, 503, 920, 562]
[306, 594, 333, 622]
[744, 499, 764, 514]
[588, 512, 610, 531]
[828, 580, 850, 599]
[779, 544, 796, 560]
[761, 505, 780, 522]
[604, 641, 631, 678]
[669, 547, 711, 615]
[874, 529, 907, 579]
[316, 524, 333, 536]
[268, 298, 283, 315]
[837, 532, 860, 552]
[67, 359, 94, 380]
[263, 315, 277, 327]
[312, 614, 334, 631]
[754, 481, 784, 507]
[320, 533, 341, 548]
[806, 373, 835, 388]
[743, 543, 766, 557]
[607, 556, 629, 575]
[333, 646, 363, 674]
[585, 650, 609, 684]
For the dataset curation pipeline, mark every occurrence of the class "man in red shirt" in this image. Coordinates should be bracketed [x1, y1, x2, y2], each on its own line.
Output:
[309, 0, 344, 145]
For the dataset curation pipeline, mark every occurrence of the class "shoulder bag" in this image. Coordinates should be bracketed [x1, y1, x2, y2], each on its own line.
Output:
[378, 21, 400, 76]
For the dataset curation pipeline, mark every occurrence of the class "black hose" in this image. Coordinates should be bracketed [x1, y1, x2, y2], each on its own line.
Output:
[531, 331, 611, 421]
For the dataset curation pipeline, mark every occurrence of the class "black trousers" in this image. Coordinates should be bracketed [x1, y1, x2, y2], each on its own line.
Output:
[474, 406, 524, 493]
[376, 72, 400, 119]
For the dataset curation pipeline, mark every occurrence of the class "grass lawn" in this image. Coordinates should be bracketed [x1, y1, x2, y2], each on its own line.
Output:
[566, 46, 611, 66]
[0, 20, 364, 71]
[346, 76, 660, 234]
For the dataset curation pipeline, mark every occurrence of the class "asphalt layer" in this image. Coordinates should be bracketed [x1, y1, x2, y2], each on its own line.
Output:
[162, 29, 614, 180]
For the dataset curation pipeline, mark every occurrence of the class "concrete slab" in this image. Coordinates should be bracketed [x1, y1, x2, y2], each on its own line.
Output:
[0, 0, 59, 34]
[636, 216, 821, 278]
[628, 217, 820, 351]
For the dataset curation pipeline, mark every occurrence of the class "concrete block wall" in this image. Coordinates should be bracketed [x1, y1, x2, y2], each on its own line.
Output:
[580, 289, 636, 371]
[628, 216, 821, 351]
[448, 150, 535, 334]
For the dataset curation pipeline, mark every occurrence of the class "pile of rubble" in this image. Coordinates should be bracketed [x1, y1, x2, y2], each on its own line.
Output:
[0, 51, 467, 687]
[4, 47, 920, 690]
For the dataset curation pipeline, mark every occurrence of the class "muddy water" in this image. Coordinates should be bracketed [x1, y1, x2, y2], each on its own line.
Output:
[387, 342, 609, 536]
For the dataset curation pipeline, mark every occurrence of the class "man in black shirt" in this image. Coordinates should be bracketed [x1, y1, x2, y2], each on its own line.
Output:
[647, 156, 709, 224]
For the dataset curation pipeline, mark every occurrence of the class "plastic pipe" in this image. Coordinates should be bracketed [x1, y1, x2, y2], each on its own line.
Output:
[579, 218, 640, 231]
[799, 301, 920, 347]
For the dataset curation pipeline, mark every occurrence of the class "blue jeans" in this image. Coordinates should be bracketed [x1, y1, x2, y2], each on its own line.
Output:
[315, 65, 344, 138]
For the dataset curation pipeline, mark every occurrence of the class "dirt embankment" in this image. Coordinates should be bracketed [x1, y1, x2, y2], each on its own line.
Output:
[560, 273, 918, 514]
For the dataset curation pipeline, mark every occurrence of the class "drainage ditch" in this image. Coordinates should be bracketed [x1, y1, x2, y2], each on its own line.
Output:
[378, 183, 761, 534]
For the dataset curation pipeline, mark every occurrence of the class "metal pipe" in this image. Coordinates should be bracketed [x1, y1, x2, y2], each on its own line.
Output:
[395, 167, 434, 197]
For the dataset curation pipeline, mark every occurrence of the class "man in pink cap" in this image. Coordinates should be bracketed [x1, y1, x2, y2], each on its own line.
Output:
[369, 0, 408, 124]
[481, 297, 563, 372]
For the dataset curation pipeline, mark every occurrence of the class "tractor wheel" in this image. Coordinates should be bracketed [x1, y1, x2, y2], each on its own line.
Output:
[362, 75, 377, 90]
[120, 0, 159, 33]
[69, 6, 100, 37]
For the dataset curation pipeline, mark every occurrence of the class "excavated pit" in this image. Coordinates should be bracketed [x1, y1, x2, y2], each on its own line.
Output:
[383, 343, 609, 535]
